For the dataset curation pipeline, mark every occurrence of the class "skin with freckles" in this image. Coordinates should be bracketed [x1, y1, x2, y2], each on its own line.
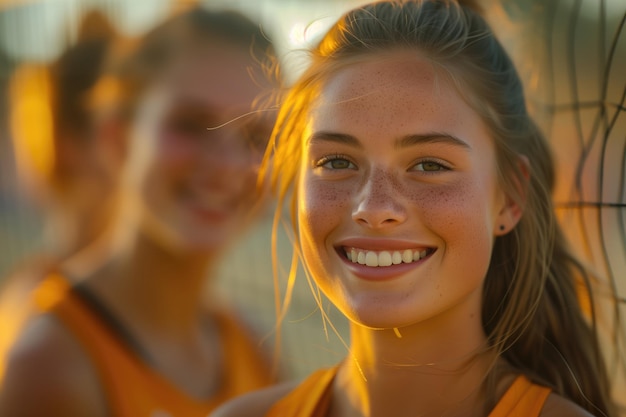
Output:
[288, 52, 515, 417]
[210, 1, 618, 416]
[290, 51, 521, 417]
[299, 52, 512, 333]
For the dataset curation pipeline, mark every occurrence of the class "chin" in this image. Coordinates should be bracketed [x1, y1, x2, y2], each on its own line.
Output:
[151, 229, 225, 257]
[339, 302, 414, 330]
[178, 236, 232, 255]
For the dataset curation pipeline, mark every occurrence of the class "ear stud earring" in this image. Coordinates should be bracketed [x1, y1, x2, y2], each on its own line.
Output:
[499, 225, 505, 231]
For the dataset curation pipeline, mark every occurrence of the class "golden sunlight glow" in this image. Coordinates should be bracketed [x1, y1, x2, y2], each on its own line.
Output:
[0, 287, 28, 380]
[9, 64, 55, 186]
[287, 19, 329, 49]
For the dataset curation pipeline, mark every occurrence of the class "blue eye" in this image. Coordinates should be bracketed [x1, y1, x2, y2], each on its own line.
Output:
[316, 155, 356, 170]
[413, 160, 449, 172]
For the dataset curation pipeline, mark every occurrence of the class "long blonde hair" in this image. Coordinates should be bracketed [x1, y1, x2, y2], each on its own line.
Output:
[262, 1, 618, 415]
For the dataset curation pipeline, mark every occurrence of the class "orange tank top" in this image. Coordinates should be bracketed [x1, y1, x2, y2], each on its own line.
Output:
[265, 367, 552, 417]
[0, 257, 57, 379]
[34, 273, 275, 417]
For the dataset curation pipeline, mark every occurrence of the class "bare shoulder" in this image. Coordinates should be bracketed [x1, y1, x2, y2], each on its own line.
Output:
[210, 380, 299, 417]
[0, 314, 107, 417]
[540, 393, 595, 417]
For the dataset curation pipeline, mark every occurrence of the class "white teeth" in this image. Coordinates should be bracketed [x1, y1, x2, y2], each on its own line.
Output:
[357, 251, 366, 264]
[378, 251, 392, 267]
[365, 252, 378, 267]
[392, 251, 402, 265]
[345, 247, 431, 267]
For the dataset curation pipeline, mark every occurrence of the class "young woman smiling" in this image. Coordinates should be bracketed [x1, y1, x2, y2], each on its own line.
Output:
[212, 1, 619, 416]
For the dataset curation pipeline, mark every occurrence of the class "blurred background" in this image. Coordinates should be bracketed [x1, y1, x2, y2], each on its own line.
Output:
[0, 0, 368, 381]
[0, 1, 624, 403]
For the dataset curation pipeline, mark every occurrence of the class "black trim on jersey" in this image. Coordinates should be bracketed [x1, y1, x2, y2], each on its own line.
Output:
[71, 282, 153, 365]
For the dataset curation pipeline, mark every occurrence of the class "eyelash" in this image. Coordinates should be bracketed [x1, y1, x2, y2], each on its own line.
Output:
[314, 154, 356, 170]
[411, 158, 451, 172]
[315, 154, 451, 173]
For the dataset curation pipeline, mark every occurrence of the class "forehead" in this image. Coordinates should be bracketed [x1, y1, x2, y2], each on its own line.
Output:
[320, 51, 443, 101]
[309, 51, 480, 135]
[161, 41, 265, 113]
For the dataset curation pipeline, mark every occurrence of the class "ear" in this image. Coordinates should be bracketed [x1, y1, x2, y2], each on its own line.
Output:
[495, 155, 529, 236]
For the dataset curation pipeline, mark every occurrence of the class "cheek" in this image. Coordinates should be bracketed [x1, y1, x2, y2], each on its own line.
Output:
[298, 174, 352, 276]
[298, 170, 356, 241]
[411, 179, 497, 269]
[438, 184, 490, 233]
[134, 134, 192, 203]
[238, 169, 260, 204]
[158, 132, 197, 169]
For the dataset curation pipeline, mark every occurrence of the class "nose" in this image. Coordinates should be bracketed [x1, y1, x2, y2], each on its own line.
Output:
[352, 168, 407, 229]
[203, 127, 255, 170]
[197, 128, 259, 197]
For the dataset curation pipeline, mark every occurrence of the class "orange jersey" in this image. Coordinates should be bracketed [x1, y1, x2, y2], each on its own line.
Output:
[265, 367, 551, 417]
[0, 257, 57, 379]
[34, 273, 275, 417]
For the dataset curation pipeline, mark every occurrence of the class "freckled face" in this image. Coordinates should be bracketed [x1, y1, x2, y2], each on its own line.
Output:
[298, 52, 508, 331]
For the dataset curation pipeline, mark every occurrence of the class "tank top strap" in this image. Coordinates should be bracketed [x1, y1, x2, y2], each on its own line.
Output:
[488, 374, 552, 417]
[265, 366, 338, 417]
[32, 273, 223, 416]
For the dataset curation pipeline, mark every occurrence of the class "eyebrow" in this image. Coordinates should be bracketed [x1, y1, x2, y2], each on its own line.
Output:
[396, 133, 471, 150]
[308, 131, 471, 150]
[307, 132, 360, 148]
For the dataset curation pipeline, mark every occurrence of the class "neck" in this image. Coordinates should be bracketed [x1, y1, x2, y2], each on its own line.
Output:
[46, 192, 118, 260]
[334, 320, 494, 417]
[86, 229, 216, 337]
[71, 228, 229, 398]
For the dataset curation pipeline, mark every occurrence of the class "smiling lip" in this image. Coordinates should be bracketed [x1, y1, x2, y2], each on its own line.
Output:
[191, 206, 230, 223]
[183, 186, 237, 223]
[335, 238, 436, 281]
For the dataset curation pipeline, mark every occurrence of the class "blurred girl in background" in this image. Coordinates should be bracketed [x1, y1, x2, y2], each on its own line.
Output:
[0, 5, 279, 417]
[0, 9, 119, 377]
